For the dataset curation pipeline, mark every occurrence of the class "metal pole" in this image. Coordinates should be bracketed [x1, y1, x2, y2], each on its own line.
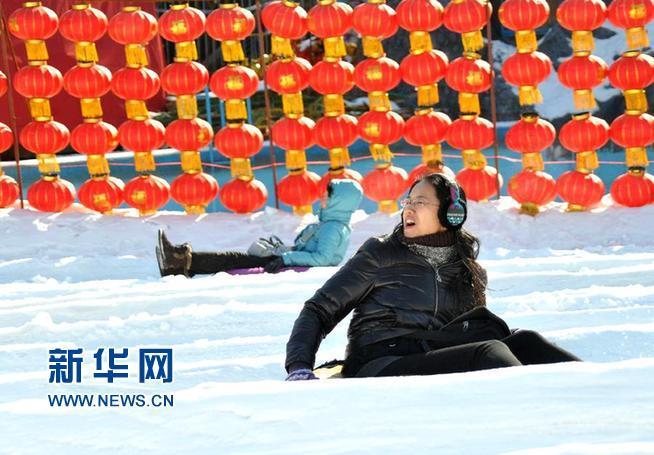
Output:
[253, 0, 279, 209]
[0, 7, 25, 209]
[485, 1, 502, 200]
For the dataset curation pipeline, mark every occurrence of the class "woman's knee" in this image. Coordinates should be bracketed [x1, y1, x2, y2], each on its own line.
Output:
[474, 340, 522, 369]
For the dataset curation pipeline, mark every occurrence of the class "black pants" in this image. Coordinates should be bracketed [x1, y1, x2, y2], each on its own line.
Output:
[188, 251, 275, 276]
[352, 330, 580, 378]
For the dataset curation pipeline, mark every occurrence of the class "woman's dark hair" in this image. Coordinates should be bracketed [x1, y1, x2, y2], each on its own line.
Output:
[405, 173, 487, 306]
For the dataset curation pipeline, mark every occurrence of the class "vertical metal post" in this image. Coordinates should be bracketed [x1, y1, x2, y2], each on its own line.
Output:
[485, 1, 502, 200]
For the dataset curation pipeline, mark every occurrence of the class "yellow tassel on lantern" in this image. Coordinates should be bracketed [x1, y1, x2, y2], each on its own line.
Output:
[462, 149, 487, 170]
[362, 37, 384, 58]
[176, 95, 198, 119]
[409, 31, 432, 54]
[370, 144, 393, 162]
[28, 98, 52, 121]
[181, 151, 202, 174]
[125, 44, 149, 68]
[624, 89, 648, 112]
[626, 27, 649, 50]
[285, 149, 307, 170]
[184, 205, 205, 215]
[328, 147, 351, 168]
[520, 202, 541, 216]
[518, 86, 543, 105]
[37, 154, 60, 175]
[74, 42, 98, 63]
[292, 204, 313, 216]
[175, 41, 198, 62]
[458, 93, 480, 115]
[461, 31, 483, 53]
[571, 31, 594, 53]
[324, 36, 347, 59]
[378, 200, 398, 214]
[522, 152, 544, 171]
[368, 92, 391, 112]
[271, 36, 295, 58]
[421, 144, 442, 164]
[230, 158, 254, 179]
[225, 99, 247, 120]
[87, 155, 110, 176]
[221, 41, 245, 63]
[575, 151, 599, 173]
[134, 151, 156, 172]
[626, 147, 649, 168]
[125, 100, 149, 120]
[323, 94, 345, 116]
[417, 85, 439, 107]
[282, 93, 304, 118]
[572, 89, 596, 111]
[80, 98, 103, 119]
[515, 30, 537, 53]
[25, 40, 48, 62]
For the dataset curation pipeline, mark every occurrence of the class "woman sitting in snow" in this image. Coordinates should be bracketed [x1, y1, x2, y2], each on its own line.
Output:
[156, 179, 364, 277]
[285, 173, 580, 380]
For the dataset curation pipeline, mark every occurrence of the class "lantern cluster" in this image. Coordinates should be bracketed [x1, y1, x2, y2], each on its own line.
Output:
[0, 70, 19, 209]
[499, 0, 552, 106]
[10, 2, 75, 212]
[209, 1, 267, 214]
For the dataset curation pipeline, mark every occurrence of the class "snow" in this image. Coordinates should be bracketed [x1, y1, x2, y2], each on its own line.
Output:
[1, 197, 654, 454]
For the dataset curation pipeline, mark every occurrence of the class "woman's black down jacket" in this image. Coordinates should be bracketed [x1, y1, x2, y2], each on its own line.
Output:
[285, 230, 484, 371]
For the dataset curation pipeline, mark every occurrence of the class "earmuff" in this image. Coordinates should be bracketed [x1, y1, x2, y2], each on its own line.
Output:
[438, 177, 467, 230]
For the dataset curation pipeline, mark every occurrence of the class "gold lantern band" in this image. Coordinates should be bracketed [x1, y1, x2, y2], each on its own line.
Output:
[176, 95, 198, 119]
[518, 86, 543, 105]
[75, 42, 98, 63]
[134, 151, 156, 172]
[81, 98, 103, 119]
[624, 89, 648, 112]
[225, 99, 247, 121]
[368, 92, 391, 111]
[521, 152, 544, 171]
[221, 41, 245, 63]
[328, 147, 351, 168]
[520, 202, 541, 216]
[181, 151, 202, 174]
[362, 37, 384, 59]
[125, 100, 149, 120]
[292, 204, 312, 216]
[184, 205, 205, 215]
[417, 84, 439, 107]
[626, 147, 649, 169]
[461, 31, 483, 53]
[462, 149, 487, 170]
[37, 154, 60, 175]
[231, 157, 254, 179]
[125, 44, 149, 68]
[409, 31, 432, 54]
[626, 27, 649, 50]
[421, 144, 442, 164]
[575, 150, 599, 173]
[25, 40, 48, 62]
[370, 144, 393, 162]
[515, 30, 537, 53]
[378, 200, 398, 214]
[271, 36, 295, 58]
[282, 93, 304, 118]
[323, 94, 345, 116]
[572, 31, 594, 53]
[572, 89, 596, 111]
[29, 98, 52, 121]
[458, 93, 480, 115]
[175, 41, 198, 62]
[324, 36, 347, 59]
[87, 154, 110, 176]
[285, 149, 307, 170]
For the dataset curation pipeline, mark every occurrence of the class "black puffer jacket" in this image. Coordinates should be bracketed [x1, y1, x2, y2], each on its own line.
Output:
[285, 230, 485, 373]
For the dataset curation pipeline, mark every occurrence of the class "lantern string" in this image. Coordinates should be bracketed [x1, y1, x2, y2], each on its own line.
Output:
[484, 0, 501, 201]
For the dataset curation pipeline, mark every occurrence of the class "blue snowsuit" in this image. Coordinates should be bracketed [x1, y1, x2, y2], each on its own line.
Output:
[280, 179, 364, 267]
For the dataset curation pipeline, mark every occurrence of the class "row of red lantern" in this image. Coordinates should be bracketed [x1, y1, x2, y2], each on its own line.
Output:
[0, 70, 21, 209]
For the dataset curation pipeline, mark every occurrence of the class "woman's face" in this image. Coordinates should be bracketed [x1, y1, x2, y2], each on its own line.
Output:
[402, 181, 445, 237]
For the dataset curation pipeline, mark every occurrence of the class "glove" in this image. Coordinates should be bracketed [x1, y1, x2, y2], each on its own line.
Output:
[264, 256, 285, 274]
[285, 368, 318, 381]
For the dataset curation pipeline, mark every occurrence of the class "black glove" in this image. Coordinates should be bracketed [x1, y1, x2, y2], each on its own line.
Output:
[264, 256, 285, 274]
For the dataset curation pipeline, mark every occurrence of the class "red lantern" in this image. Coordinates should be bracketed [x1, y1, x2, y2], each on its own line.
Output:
[214, 123, 263, 159]
[396, 0, 444, 32]
[119, 119, 165, 152]
[608, 51, 654, 111]
[557, 54, 608, 110]
[171, 172, 219, 212]
[646, 173, 654, 203]
[111, 67, 161, 100]
[557, 0, 607, 52]
[161, 61, 209, 95]
[0, 175, 19, 208]
[20, 120, 70, 155]
[78, 176, 124, 213]
[165, 118, 213, 151]
[158, 5, 205, 43]
[314, 114, 358, 149]
[508, 169, 557, 211]
[443, 0, 492, 52]
[108, 7, 158, 45]
[261, 1, 308, 40]
[502, 52, 552, 105]
[505, 115, 555, 153]
[206, 5, 255, 41]
[608, 0, 654, 49]
[611, 172, 652, 207]
[400, 50, 448, 87]
[352, 3, 399, 39]
[556, 170, 605, 210]
[308, 1, 353, 37]
[408, 163, 456, 187]
[310, 60, 355, 95]
[358, 111, 405, 146]
[446, 115, 494, 151]
[59, 5, 107, 43]
[13, 65, 63, 99]
[0, 123, 13, 152]
[362, 165, 408, 210]
[271, 117, 315, 150]
[219, 178, 268, 214]
[277, 171, 321, 209]
[71, 121, 119, 155]
[559, 113, 609, 153]
[354, 57, 401, 93]
[28, 177, 76, 212]
[0, 70, 7, 97]
[457, 166, 502, 201]
[404, 110, 451, 146]
[319, 168, 363, 196]
[499, 0, 550, 31]
[210, 65, 259, 100]
[63, 64, 112, 99]
[265, 58, 312, 94]
[8, 4, 58, 41]
[124, 175, 171, 215]
[610, 112, 654, 148]
[445, 55, 492, 113]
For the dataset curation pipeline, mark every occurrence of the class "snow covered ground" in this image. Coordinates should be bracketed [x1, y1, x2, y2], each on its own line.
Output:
[1, 197, 654, 454]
